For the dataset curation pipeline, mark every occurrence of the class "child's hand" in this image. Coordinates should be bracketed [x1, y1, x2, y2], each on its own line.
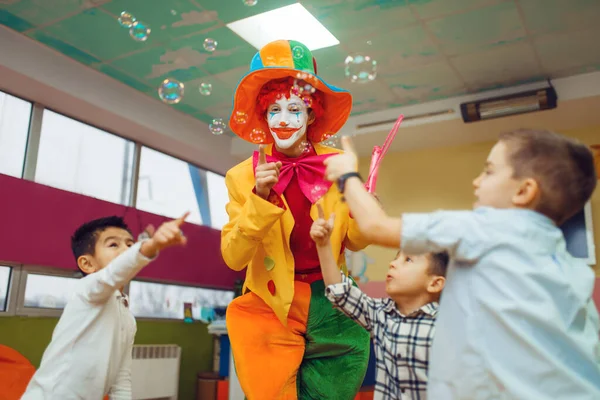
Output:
[324, 137, 358, 182]
[140, 212, 189, 258]
[310, 203, 335, 247]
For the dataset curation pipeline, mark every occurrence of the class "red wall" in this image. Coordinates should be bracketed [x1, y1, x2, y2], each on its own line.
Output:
[0, 174, 243, 289]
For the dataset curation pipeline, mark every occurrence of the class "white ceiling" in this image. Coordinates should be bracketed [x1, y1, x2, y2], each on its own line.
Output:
[2, 24, 600, 174]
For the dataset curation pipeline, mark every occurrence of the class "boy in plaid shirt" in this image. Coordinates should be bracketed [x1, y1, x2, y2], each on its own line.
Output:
[310, 204, 448, 399]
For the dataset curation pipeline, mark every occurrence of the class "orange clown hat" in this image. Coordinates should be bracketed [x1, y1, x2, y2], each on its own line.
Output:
[229, 40, 352, 144]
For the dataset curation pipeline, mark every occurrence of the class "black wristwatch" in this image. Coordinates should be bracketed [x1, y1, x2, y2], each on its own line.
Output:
[336, 172, 362, 194]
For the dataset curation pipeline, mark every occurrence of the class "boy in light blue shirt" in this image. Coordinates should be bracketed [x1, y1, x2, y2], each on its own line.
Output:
[324, 129, 600, 399]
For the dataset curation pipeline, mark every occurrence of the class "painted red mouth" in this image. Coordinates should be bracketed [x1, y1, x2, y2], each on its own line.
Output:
[271, 127, 301, 140]
[386, 275, 393, 281]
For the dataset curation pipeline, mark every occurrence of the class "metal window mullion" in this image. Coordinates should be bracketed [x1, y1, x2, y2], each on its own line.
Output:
[129, 143, 142, 207]
[21, 103, 44, 181]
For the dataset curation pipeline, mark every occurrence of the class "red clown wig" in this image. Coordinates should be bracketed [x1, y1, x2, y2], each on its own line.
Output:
[256, 77, 325, 122]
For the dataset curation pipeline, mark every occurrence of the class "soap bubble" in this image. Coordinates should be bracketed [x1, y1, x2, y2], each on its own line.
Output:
[233, 111, 248, 124]
[296, 71, 317, 83]
[243, 0, 258, 5]
[170, 10, 177, 16]
[210, 118, 227, 135]
[299, 140, 311, 154]
[292, 45, 305, 60]
[294, 79, 316, 95]
[249, 128, 267, 143]
[203, 38, 217, 52]
[118, 11, 136, 28]
[293, 71, 318, 96]
[311, 184, 327, 200]
[199, 82, 212, 96]
[344, 54, 377, 83]
[158, 79, 184, 104]
[129, 21, 151, 42]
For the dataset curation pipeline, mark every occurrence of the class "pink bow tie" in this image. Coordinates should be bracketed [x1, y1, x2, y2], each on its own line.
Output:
[252, 151, 334, 204]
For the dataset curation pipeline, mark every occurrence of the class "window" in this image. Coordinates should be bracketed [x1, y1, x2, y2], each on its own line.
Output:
[560, 202, 596, 265]
[23, 273, 79, 310]
[0, 91, 31, 178]
[0, 266, 11, 312]
[35, 110, 135, 204]
[206, 171, 229, 230]
[129, 280, 234, 320]
[136, 147, 203, 224]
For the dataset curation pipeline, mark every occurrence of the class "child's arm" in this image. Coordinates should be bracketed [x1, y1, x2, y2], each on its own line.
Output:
[325, 137, 487, 261]
[324, 138, 401, 248]
[311, 203, 342, 286]
[311, 203, 381, 331]
[79, 213, 189, 304]
[342, 177, 402, 248]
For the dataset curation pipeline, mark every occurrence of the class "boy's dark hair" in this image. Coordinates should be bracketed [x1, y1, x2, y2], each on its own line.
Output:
[71, 216, 131, 272]
[499, 129, 597, 225]
[427, 252, 449, 277]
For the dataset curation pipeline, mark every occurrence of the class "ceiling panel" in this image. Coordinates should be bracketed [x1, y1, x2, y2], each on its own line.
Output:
[1, 0, 600, 132]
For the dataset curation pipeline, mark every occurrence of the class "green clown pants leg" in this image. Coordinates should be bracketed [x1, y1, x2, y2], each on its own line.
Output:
[297, 279, 371, 400]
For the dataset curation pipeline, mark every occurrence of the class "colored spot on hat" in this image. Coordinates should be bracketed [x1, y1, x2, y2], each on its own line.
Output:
[267, 280, 276, 296]
[264, 256, 275, 271]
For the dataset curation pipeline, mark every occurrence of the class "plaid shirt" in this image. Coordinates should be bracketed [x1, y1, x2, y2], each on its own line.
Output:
[326, 273, 438, 400]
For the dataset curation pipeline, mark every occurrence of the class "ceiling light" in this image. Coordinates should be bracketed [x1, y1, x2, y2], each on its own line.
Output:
[226, 3, 339, 51]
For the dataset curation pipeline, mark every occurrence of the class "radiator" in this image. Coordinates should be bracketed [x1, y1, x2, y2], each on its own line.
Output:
[131, 344, 181, 400]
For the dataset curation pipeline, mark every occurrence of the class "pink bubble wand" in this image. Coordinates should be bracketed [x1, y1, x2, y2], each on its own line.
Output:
[364, 114, 404, 193]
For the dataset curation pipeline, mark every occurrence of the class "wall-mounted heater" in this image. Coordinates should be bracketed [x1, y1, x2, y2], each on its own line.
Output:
[460, 87, 557, 123]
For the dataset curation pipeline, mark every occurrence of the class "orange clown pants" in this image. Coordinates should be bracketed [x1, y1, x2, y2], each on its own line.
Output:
[226, 280, 370, 400]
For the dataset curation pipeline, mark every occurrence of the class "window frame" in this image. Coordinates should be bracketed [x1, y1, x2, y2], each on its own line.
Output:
[0, 263, 22, 317]
[127, 277, 234, 322]
[1, 91, 227, 226]
[581, 202, 596, 266]
[34, 107, 138, 206]
[6, 264, 233, 321]
[0, 89, 35, 179]
[15, 265, 81, 318]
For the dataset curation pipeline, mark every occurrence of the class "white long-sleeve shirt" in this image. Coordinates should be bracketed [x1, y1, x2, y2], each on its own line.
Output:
[22, 242, 154, 400]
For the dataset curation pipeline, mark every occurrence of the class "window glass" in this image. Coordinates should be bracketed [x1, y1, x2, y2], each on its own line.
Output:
[136, 147, 202, 224]
[23, 273, 79, 309]
[0, 91, 31, 178]
[129, 280, 233, 320]
[0, 266, 11, 311]
[35, 110, 134, 204]
[206, 171, 229, 230]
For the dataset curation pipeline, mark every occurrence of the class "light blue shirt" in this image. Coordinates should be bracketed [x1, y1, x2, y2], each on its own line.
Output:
[402, 207, 600, 400]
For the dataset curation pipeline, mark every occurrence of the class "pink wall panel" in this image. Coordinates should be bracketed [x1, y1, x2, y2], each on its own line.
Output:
[0, 174, 243, 289]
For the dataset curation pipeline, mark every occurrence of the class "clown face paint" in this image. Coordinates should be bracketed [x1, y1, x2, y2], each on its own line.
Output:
[266, 94, 311, 150]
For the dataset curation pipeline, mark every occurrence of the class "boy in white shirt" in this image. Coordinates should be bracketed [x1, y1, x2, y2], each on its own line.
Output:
[22, 213, 188, 399]
[324, 129, 600, 399]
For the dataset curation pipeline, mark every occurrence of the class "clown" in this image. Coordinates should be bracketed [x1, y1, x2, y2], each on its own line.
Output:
[221, 40, 372, 399]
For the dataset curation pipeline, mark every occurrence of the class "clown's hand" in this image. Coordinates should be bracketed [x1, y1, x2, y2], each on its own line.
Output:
[324, 137, 358, 182]
[310, 203, 335, 247]
[255, 145, 283, 200]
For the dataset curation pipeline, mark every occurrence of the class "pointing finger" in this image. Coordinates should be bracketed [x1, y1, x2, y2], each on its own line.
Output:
[341, 136, 356, 155]
[316, 202, 325, 220]
[175, 211, 190, 226]
[258, 145, 267, 165]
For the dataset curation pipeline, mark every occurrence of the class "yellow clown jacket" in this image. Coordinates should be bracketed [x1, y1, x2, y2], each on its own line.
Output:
[221, 142, 370, 325]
